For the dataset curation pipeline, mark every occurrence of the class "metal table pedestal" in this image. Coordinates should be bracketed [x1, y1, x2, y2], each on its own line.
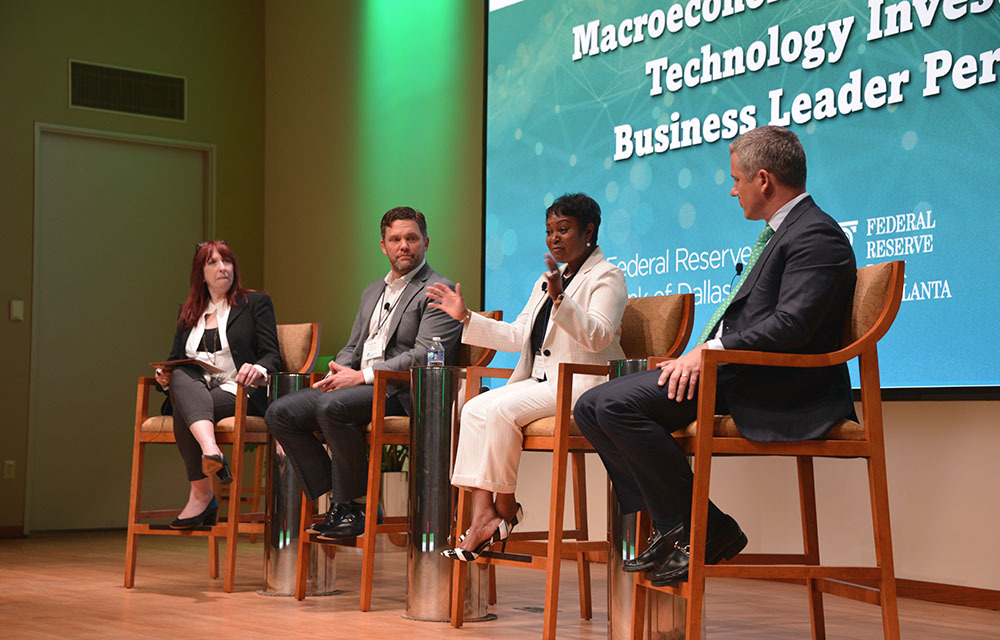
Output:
[405, 366, 491, 622]
[258, 373, 337, 597]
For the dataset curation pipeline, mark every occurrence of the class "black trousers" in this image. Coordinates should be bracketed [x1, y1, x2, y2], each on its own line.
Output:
[573, 369, 727, 532]
[169, 366, 264, 482]
[265, 386, 405, 502]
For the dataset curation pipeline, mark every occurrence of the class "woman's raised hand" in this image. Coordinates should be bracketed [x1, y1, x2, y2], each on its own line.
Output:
[426, 282, 468, 321]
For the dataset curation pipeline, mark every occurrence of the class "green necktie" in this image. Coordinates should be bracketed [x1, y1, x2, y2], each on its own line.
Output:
[695, 225, 775, 346]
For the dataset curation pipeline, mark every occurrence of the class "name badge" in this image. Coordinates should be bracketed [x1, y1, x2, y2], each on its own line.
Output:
[362, 335, 385, 362]
[531, 353, 548, 381]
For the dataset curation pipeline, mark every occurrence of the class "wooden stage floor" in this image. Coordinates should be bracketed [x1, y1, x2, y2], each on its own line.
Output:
[1, 531, 997, 639]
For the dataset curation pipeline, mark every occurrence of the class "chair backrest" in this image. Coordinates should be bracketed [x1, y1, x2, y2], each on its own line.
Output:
[277, 323, 322, 373]
[458, 310, 502, 367]
[842, 261, 905, 349]
[619, 293, 695, 359]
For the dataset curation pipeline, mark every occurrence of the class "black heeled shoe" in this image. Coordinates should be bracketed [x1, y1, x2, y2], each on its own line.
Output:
[202, 453, 233, 485]
[169, 496, 219, 530]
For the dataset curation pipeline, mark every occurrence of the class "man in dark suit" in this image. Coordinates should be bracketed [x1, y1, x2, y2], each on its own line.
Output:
[267, 207, 462, 538]
[574, 126, 856, 586]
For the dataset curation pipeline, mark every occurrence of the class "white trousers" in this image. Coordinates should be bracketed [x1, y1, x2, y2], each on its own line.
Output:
[451, 378, 556, 493]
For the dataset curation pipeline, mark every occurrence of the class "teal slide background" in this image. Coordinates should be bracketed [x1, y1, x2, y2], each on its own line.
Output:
[485, 0, 1000, 388]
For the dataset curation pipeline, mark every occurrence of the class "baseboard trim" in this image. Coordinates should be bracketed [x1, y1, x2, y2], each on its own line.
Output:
[895, 578, 1000, 610]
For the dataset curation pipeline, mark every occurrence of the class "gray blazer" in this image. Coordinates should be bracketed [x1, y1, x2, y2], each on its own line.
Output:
[335, 262, 462, 410]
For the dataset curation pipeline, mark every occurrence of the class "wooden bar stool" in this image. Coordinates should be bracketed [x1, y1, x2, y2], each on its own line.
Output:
[124, 322, 320, 591]
[631, 261, 905, 640]
[450, 293, 695, 639]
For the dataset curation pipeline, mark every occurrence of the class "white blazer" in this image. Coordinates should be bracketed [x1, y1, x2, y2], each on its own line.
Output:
[464, 248, 627, 401]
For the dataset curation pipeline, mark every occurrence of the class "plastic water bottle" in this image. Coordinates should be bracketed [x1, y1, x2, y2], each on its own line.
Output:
[427, 337, 445, 367]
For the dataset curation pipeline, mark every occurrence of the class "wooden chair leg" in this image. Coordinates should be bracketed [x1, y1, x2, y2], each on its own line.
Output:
[209, 475, 220, 579]
[488, 564, 497, 605]
[123, 439, 145, 588]
[570, 451, 592, 620]
[869, 446, 901, 639]
[796, 456, 826, 640]
[450, 487, 472, 628]
[685, 431, 714, 640]
[542, 441, 571, 640]
[224, 439, 246, 592]
[359, 437, 385, 612]
[249, 444, 265, 544]
[295, 494, 313, 600]
[629, 570, 647, 640]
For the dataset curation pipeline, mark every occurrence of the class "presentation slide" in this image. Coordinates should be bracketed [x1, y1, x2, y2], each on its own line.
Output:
[484, 0, 1000, 390]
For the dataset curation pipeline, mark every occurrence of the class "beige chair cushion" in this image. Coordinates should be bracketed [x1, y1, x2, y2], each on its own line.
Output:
[216, 416, 268, 433]
[678, 415, 865, 441]
[522, 415, 584, 437]
[140, 416, 174, 433]
[140, 415, 267, 434]
[620, 294, 687, 359]
[363, 416, 410, 434]
[845, 262, 893, 344]
[277, 323, 316, 373]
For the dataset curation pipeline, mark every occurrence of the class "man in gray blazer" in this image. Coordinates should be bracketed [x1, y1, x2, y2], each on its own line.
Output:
[575, 126, 856, 586]
[267, 207, 462, 538]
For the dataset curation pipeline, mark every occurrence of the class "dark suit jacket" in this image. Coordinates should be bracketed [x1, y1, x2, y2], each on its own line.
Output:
[335, 262, 462, 412]
[167, 290, 281, 415]
[714, 196, 857, 442]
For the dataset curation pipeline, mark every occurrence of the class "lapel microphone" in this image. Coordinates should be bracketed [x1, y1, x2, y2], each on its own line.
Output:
[729, 262, 744, 291]
[541, 282, 547, 292]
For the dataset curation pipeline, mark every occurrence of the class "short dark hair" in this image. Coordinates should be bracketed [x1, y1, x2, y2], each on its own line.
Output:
[729, 125, 807, 189]
[380, 206, 427, 238]
[546, 193, 601, 245]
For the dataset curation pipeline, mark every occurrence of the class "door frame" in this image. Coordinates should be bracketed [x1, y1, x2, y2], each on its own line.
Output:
[26, 123, 216, 533]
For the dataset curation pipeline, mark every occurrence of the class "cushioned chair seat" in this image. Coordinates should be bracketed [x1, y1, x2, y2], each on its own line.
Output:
[678, 416, 864, 440]
[363, 415, 410, 434]
[216, 416, 267, 433]
[522, 415, 584, 437]
[139, 415, 268, 434]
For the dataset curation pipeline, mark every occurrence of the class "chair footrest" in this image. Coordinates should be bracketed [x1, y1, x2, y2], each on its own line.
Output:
[704, 564, 883, 581]
[148, 523, 212, 532]
[479, 549, 534, 564]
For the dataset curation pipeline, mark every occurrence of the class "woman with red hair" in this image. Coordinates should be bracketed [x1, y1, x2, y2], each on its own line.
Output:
[154, 241, 280, 529]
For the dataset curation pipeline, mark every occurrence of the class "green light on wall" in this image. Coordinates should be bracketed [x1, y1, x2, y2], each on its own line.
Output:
[358, 0, 469, 277]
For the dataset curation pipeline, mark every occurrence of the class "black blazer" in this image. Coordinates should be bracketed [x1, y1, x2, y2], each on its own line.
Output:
[714, 196, 857, 442]
[166, 290, 281, 416]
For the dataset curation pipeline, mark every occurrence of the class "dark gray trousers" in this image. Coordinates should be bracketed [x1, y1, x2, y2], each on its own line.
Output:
[573, 369, 726, 533]
[169, 366, 244, 481]
[265, 385, 404, 502]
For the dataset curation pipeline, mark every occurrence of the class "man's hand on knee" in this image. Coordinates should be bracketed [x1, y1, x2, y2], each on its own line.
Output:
[312, 362, 364, 391]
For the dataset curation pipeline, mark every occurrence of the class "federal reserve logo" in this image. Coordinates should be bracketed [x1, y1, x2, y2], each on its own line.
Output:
[839, 220, 859, 245]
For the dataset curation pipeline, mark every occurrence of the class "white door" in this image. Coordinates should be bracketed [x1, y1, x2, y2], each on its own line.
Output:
[30, 127, 210, 530]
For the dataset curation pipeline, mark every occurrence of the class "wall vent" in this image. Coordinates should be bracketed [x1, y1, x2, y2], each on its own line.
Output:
[70, 60, 186, 121]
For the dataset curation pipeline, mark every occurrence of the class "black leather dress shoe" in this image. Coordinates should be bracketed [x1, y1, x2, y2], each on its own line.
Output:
[649, 515, 748, 587]
[316, 502, 384, 540]
[169, 496, 219, 530]
[309, 502, 351, 533]
[623, 523, 685, 572]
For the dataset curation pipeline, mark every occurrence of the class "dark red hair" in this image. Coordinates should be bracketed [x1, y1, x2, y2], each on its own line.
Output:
[178, 241, 247, 328]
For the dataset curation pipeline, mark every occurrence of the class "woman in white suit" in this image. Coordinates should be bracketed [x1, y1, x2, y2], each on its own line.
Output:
[427, 193, 627, 559]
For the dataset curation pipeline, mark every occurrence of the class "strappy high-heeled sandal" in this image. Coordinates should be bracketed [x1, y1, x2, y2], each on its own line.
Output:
[442, 512, 518, 561]
[458, 503, 524, 543]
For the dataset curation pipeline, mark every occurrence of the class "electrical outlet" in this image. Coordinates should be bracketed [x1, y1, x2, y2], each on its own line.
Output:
[2, 460, 14, 480]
